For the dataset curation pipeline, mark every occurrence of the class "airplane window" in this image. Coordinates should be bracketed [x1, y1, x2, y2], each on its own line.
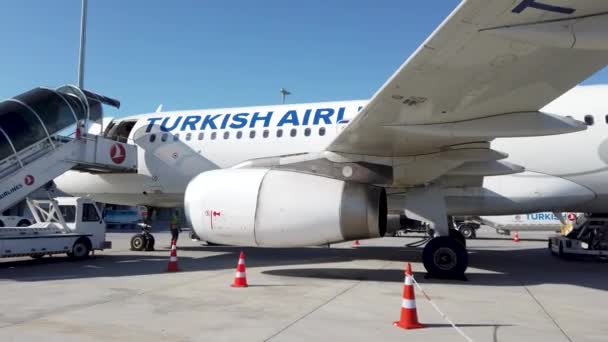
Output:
[161, 133, 168, 142]
[237, 131, 243, 139]
[290, 128, 297, 137]
[277, 129, 283, 138]
[319, 127, 326, 136]
[82, 203, 100, 222]
[263, 130, 269, 138]
[585, 115, 595, 126]
[173, 134, 180, 141]
[149, 134, 156, 143]
[304, 128, 311, 137]
[59, 205, 76, 223]
[605, 115, 608, 124]
[186, 133, 192, 141]
[211, 132, 217, 140]
[224, 131, 230, 139]
[250, 130, 256, 139]
[198, 132, 204, 140]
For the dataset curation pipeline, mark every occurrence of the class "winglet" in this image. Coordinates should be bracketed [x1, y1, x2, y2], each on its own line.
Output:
[156, 104, 163, 113]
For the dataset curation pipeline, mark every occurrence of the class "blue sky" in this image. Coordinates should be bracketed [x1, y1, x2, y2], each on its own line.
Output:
[2, 0, 608, 117]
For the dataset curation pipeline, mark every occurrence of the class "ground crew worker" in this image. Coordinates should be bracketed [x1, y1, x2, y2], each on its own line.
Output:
[170, 210, 181, 243]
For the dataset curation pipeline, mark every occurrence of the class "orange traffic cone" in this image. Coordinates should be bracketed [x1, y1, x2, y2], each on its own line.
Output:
[231, 251, 248, 288]
[166, 239, 180, 272]
[513, 231, 520, 243]
[394, 263, 424, 330]
[353, 240, 360, 247]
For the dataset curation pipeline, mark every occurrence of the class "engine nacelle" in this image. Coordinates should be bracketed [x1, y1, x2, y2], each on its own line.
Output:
[184, 169, 387, 247]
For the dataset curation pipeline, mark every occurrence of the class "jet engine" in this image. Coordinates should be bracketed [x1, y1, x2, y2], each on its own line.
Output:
[184, 169, 387, 246]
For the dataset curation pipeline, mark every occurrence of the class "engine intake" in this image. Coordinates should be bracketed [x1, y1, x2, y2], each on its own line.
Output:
[185, 169, 386, 247]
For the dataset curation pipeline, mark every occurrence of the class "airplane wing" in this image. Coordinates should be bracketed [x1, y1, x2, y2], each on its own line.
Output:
[324, 0, 608, 186]
[236, 1, 608, 187]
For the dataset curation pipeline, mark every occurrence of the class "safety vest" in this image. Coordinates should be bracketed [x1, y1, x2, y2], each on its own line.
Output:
[170, 215, 179, 230]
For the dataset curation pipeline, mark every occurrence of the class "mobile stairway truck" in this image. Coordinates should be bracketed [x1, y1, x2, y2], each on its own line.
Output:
[0, 197, 110, 259]
[0, 85, 140, 258]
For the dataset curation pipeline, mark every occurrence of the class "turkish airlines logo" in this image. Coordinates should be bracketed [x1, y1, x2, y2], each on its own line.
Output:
[205, 210, 222, 229]
[24, 175, 35, 186]
[110, 143, 126, 164]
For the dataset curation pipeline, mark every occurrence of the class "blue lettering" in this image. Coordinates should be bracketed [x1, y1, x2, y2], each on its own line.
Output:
[277, 110, 300, 127]
[181, 115, 202, 131]
[336, 107, 346, 123]
[161, 116, 182, 132]
[512, 0, 575, 14]
[229, 113, 249, 129]
[250, 111, 273, 128]
[220, 114, 232, 129]
[145, 117, 162, 132]
[200, 114, 221, 130]
[302, 109, 312, 125]
[313, 108, 334, 125]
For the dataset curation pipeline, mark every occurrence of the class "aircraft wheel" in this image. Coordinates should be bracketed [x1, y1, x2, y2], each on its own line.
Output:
[130, 234, 146, 251]
[458, 224, 475, 239]
[449, 229, 466, 247]
[144, 234, 155, 251]
[423, 236, 468, 278]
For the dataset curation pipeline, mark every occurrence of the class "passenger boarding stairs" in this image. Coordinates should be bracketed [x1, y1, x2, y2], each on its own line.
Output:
[0, 85, 137, 213]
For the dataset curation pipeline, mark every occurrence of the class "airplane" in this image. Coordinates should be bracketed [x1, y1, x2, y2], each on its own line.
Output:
[468, 212, 573, 237]
[53, 0, 608, 278]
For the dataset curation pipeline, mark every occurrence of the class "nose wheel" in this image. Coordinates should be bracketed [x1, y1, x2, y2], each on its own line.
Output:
[422, 236, 468, 279]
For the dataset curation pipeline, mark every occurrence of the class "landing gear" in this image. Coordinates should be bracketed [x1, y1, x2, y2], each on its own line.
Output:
[130, 233, 146, 251]
[457, 223, 477, 239]
[130, 230, 155, 251]
[394, 186, 469, 278]
[130, 206, 156, 251]
[422, 236, 468, 279]
[449, 229, 466, 247]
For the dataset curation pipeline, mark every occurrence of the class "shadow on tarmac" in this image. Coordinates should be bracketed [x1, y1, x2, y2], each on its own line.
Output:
[0, 239, 606, 290]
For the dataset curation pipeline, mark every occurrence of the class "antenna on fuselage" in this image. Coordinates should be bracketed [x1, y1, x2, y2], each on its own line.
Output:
[280, 88, 291, 104]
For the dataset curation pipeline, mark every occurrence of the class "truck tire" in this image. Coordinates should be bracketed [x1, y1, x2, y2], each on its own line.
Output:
[17, 219, 31, 227]
[68, 237, 91, 260]
[130, 234, 146, 251]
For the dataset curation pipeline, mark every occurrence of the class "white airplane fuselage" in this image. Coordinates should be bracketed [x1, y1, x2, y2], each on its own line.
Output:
[56, 85, 608, 215]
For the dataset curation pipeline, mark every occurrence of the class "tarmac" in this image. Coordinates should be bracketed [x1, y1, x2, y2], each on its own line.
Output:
[0, 228, 606, 342]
